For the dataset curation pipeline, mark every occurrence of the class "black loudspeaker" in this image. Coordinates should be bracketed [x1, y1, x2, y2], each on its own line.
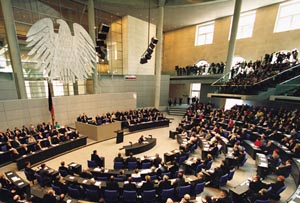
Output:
[151, 37, 158, 44]
[96, 40, 105, 47]
[140, 58, 148, 64]
[97, 33, 107, 40]
[140, 37, 158, 64]
[100, 24, 110, 33]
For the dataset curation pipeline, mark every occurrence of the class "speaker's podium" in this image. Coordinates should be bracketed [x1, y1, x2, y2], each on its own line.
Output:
[115, 130, 124, 144]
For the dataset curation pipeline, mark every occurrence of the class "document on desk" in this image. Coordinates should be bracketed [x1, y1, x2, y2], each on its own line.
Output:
[260, 163, 268, 167]
[94, 181, 101, 186]
[70, 163, 77, 167]
[11, 176, 20, 182]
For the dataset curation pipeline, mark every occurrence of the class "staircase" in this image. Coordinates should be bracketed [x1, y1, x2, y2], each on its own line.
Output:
[168, 104, 189, 116]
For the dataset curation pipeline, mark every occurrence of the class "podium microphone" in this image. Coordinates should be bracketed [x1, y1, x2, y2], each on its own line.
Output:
[129, 141, 132, 147]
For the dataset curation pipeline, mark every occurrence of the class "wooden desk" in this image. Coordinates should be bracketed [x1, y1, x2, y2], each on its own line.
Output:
[75, 121, 121, 141]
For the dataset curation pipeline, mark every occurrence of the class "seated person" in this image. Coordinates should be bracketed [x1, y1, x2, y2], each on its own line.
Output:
[52, 176, 68, 195]
[18, 144, 32, 156]
[24, 161, 36, 183]
[37, 163, 52, 186]
[180, 194, 191, 203]
[172, 172, 187, 192]
[138, 135, 146, 144]
[131, 169, 141, 179]
[125, 153, 138, 166]
[268, 175, 285, 195]
[117, 169, 126, 181]
[91, 150, 104, 167]
[158, 175, 172, 194]
[248, 188, 270, 203]
[0, 173, 12, 189]
[123, 177, 137, 191]
[153, 153, 162, 168]
[114, 153, 124, 163]
[207, 160, 229, 185]
[275, 160, 292, 177]
[106, 176, 119, 191]
[248, 175, 267, 194]
[141, 175, 154, 191]
[211, 189, 232, 203]
[203, 154, 213, 170]
[157, 162, 168, 179]
[58, 161, 71, 175]
[268, 150, 281, 172]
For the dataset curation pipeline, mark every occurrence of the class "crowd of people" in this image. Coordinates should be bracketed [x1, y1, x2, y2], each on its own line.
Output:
[77, 108, 166, 127]
[0, 121, 79, 161]
[218, 48, 299, 94]
[2, 100, 299, 202]
[175, 62, 225, 76]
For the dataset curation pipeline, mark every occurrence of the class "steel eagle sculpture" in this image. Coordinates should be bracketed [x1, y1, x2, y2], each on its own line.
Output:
[26, 18, 97, 83]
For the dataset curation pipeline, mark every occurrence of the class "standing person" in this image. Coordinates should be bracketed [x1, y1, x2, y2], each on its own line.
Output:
[24, 161, 36, 184]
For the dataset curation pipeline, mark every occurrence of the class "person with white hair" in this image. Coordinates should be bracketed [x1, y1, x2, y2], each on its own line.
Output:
[166, 198, 174, 203]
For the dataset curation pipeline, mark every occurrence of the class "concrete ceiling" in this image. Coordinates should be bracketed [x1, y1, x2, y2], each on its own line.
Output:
[90, 0, 286, 32]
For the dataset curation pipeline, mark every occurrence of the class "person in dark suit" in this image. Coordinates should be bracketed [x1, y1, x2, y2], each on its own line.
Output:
[138, 135, 145, 144]
[43, 189, 56, 203]
[158, 175, 172, 194]
[91, 150, 103, 167]
[117, 169, 126, 182]
[123, 177, 137, 191]
[114, 153, 124, 163]
[106, 176, 119, 191]
[248, 188, 270, 203]
[53, 176, 68, 195]
[248, 175, 267, 194]
[38, 163, 52, 186]
[58, 161, 71, 175]
[141, 175, 154, 191]
[126, 153, 138, 166]
[276, 160, 292, 177]
[153, 153, 162, 167]
[157, 162, 168, 179]
[24, 161, 36, 184]
[268, 175, 285, 195]
[0, 172, 12, 189]
[212, 189, 231, 203]
[172, 172, 186, 191]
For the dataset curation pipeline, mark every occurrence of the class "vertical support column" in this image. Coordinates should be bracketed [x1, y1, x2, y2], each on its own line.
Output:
[154, 0, 165, 109]
[1, 0, 27, 99]
[88, 0, 98, 94]
[225, 0, 242, 74]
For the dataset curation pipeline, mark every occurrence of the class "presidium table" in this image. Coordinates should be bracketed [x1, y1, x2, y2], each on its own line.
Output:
[75, 121, 121, 141]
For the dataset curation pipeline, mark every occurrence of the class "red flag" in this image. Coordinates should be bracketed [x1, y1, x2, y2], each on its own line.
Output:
[48, 84, 55, 119]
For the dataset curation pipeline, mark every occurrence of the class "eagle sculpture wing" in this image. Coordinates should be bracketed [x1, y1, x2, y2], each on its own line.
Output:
[26, 18, 96, 83]
[26, 18, 57, 75]
[72, 22, 97, 81]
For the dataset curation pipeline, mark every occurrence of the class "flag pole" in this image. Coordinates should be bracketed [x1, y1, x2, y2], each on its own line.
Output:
[48, 82, 55, 127]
